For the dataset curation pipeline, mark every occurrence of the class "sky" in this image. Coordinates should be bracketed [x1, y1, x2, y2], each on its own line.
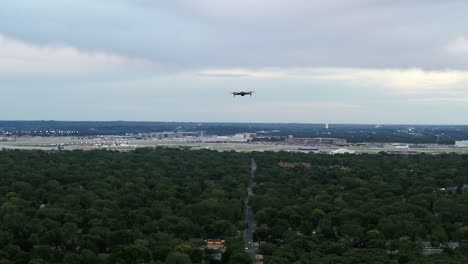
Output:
[1, 0, 468, 124]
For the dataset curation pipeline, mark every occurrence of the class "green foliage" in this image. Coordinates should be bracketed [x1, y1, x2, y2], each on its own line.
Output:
[0, 148, 250, 263]
[3, 148, 468, 263]
[251, 152, 468, 263]
[165, 252, 192, 264]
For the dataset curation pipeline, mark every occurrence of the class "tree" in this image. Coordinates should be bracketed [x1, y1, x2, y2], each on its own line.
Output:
[165, 252, 192, 264]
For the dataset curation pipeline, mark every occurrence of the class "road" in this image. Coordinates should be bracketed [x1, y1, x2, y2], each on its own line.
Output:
[244, 157, 257, 263]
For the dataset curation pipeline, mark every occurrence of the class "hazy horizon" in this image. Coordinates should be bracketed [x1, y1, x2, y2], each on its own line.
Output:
[2, 119, 468, 127]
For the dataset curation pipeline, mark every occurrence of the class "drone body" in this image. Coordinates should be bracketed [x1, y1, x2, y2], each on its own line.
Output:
[232, 91, 254, 97]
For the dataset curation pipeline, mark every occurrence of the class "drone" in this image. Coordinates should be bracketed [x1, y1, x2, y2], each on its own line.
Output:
[232, 91, 254, 97]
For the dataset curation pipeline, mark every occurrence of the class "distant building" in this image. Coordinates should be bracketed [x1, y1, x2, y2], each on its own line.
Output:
[205, 239, 226, 261]
[455, 140, 468, 148]
[144, 131, 207, 139]
[205, 239, 226, 251]
[234, 133, 256, 141]
[312, 137, 346, 145]
[287, 137, 347, 146]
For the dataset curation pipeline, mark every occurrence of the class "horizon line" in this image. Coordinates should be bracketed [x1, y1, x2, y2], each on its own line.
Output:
[1, 119, 468, 126]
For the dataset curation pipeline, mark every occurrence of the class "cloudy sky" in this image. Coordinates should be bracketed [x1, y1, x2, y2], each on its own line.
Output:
[2, 0, 468, 124]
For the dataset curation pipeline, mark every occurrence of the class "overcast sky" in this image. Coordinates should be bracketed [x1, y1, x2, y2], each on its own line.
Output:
[2, 0, 468, 124]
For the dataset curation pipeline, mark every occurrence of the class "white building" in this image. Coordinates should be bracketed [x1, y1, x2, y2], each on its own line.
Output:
[233, 133, 256, 141]
[455, 140, 468, 148]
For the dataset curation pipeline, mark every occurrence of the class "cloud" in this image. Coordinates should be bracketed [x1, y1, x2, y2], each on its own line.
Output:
[445, 36, 468, 55]
[409, 97, 468, 103]
[199, 69, 281, 78]
[199, 67, 468, 93]
[3, 1, 468, 70]
[221, 101, 364, 123]
[171, 0, 401, 22]
[227, 101, 362, 113]
[313, 68, 468, 93]
[0, 33, 156, 74]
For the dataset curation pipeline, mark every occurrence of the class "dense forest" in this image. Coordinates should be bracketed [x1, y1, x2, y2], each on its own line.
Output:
[0, 148, 251, 263]
[252, 152, 468, 263]
[3, 148, 468, 263]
